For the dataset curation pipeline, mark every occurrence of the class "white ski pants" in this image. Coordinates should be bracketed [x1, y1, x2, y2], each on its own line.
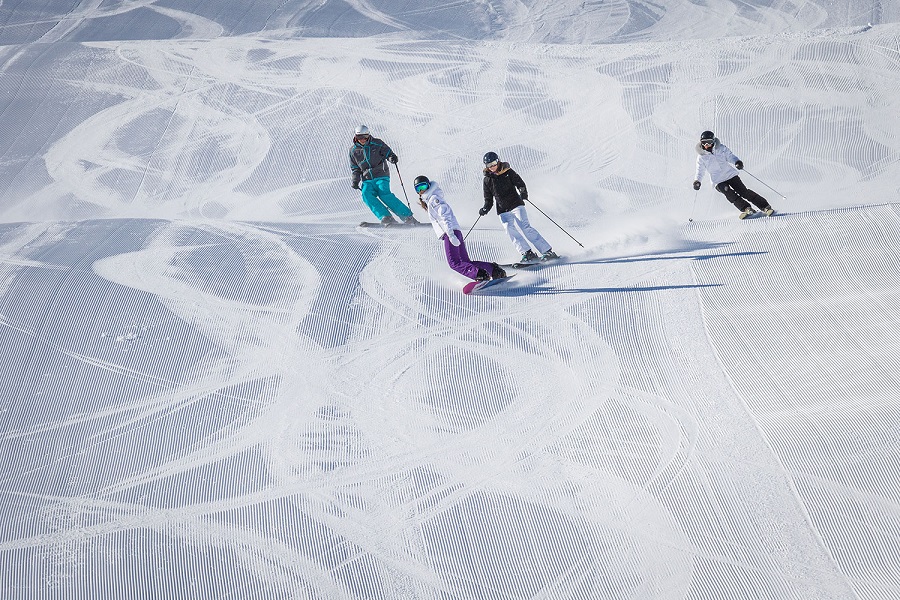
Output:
[499, 206, 551, 255]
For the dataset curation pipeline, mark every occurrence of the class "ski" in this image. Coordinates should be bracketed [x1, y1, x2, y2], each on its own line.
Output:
[501, 255, 562, 269]
[358, 221, 430, 228]
[463, 274, 516, 295]
[738, 209, 778, 220]
[500, 260, 540, 269]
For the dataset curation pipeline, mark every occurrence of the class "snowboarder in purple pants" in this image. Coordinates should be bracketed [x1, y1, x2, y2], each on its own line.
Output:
[414, 175, 505, 282]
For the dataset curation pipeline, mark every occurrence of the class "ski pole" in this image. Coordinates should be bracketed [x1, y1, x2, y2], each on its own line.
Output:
[689, 190, 698, 222]
[464, 214, 482, 241]
[393, 163, 412, 209]
[525, 199, 584, 248]
[742, 169, 787, 200]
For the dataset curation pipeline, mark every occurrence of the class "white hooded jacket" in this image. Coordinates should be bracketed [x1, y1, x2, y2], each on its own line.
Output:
[695, 138, 741, 185]
[420, 181, 463, 245]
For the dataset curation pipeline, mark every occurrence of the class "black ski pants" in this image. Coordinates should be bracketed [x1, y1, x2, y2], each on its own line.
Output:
[715, 176, 769, 212]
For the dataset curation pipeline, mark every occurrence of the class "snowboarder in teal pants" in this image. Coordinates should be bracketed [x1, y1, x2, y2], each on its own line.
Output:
[349, 125, 420, 227]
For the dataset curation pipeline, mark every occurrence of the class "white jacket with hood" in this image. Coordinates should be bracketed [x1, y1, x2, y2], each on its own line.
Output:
[695, 138, 741, 185]
[420, 181, 463, 245]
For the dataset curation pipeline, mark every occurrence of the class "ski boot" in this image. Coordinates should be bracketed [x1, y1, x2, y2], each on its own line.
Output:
[540, 250, 559, 261]
[738, 207, 756, 220]
[520, 249, 539, 263]
[762, 207, 776, 216]
[475, 268, 490, 282]
[381, 215, 399, 227]
[491, 263, 507, 279]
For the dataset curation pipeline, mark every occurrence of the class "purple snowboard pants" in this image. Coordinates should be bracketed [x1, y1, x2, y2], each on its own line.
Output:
[443, 230, 495, 281]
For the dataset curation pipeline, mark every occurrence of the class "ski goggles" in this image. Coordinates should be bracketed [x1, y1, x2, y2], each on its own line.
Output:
[700, 140, 714, 149]
[414, 181, 429, 194]
[354, 134, 370, 142]
[485, 159, 499, 169]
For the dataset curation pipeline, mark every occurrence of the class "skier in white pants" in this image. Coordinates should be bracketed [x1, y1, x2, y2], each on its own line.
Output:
[479, 151, 557, 264]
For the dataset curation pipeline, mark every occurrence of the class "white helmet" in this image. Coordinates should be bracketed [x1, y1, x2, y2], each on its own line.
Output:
[355, 124, 370, 136]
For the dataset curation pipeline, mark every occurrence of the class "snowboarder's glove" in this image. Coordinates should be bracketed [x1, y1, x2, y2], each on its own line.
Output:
[734, 160, 743, 170]
[478, 206, 490, 216]
[387, 154, 398, 164]
[693, 180, 701, 190]
[351, 181, 360, 190]
[448, 232, 461, 247]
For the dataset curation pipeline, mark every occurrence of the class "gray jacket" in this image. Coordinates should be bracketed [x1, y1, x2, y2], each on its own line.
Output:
[349, 137, 396, 187]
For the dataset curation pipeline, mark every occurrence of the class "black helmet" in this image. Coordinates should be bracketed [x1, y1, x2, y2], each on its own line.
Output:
[483, 151, 499, 165]
[700, 130, 715, 142]
[413, 175, 430, 194]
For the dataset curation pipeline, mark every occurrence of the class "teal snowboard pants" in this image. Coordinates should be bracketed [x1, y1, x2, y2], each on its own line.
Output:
[361, 177, 412, 221]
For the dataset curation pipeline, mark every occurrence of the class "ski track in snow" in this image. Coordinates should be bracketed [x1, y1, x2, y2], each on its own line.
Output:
[4, 209, 895, 597]
[0, 2, 899, 599]
[0, 0, 887, 44]
[1, 29, 898, 223]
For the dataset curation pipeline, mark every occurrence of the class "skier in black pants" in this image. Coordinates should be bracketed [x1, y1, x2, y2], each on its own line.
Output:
[693, 131, 775, 219]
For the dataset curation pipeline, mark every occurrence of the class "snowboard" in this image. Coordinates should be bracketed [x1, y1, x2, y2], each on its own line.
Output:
[358, 220, 430, 228]
[463, 274, 516, 295]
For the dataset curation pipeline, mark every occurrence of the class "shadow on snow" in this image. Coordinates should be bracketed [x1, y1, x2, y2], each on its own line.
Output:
[481, 283, 723, 297]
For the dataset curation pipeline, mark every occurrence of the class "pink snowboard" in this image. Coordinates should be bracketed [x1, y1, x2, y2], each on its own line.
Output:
[462, 275, 516, 295]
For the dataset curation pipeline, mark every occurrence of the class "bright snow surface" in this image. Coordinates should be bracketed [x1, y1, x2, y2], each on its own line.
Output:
[1, 1, 899, 599]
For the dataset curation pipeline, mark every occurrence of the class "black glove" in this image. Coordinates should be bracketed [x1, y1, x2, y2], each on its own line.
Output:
[692, 180, 701, 190]
[734, 160, 743, 170]
[387, 154, 398, 164]
[351, 182, 360, 190]
[478, 207, 490, 216]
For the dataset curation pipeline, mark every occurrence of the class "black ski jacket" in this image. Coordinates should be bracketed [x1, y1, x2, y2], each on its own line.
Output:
[482, 162, 527, 215]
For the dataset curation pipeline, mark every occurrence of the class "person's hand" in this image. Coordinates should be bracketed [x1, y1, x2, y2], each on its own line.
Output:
[351, 182, 360, 190]
[735, 160, 743, 170]
[692, 180, 701, 190]
[418, 198, 427, 210]
[478, 207, 489, 216]
[388, 154, 398, 164]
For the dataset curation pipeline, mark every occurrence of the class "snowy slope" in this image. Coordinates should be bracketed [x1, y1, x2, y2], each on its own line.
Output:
[1, 2, 900, 599]
[0, 0, 893, 43]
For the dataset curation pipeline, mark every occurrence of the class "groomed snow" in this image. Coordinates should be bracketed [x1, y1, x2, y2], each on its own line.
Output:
[0, 2, 899, 599]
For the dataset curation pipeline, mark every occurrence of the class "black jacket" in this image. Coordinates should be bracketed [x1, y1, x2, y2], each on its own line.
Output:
[482, 162, 527, 215]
